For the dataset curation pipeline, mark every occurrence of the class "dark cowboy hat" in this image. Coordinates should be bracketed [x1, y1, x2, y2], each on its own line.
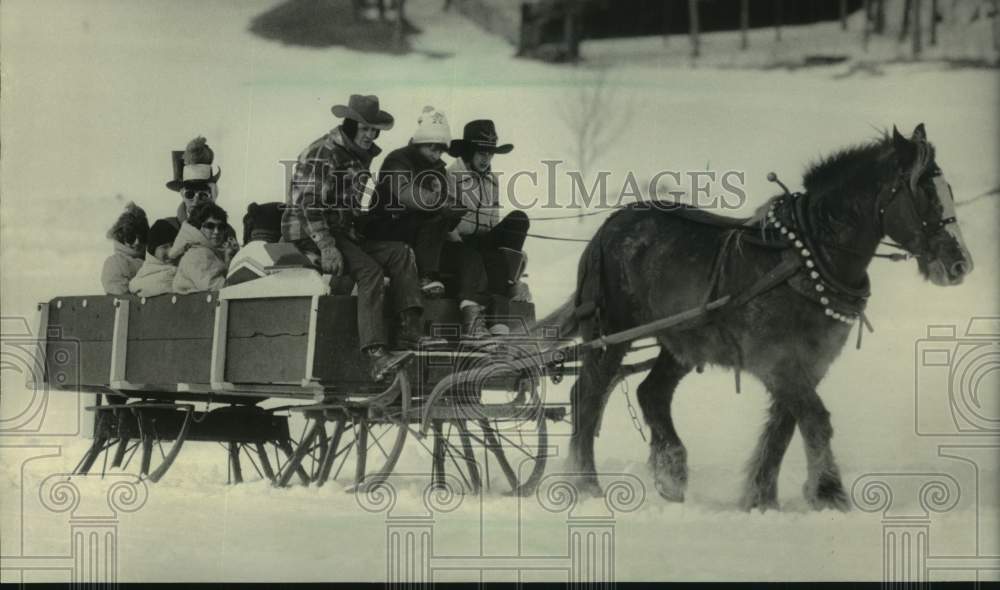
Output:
[448, 119, 514, 157]
[331, 94, 395, 131]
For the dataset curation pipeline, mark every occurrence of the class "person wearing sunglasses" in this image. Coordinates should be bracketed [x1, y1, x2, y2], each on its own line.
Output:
[170, 202, 237, 294]
[165, 136, 221, 221]
[163, 136, 239, 246]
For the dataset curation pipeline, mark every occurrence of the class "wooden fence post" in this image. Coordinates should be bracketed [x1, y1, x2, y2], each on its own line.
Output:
[741, 0, 750, 50]
[689, 0, 700, 57]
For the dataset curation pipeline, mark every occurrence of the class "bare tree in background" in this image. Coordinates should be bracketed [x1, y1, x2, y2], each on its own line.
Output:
[863, 0, 871, 49]
[741, 0, 750, 50]
[930, 0, 938, 45]
[559, 67, 635, 221]
[874, 0, 886, 33]
[840, 0, 848, 30]
[900, 0, 913, 41]
[664, 0, 672, 46]
[994, 0, 1000, 52]
[689, 0, 701, 58]
[774, 0, 783, 41]
[912, 0, 923, 57]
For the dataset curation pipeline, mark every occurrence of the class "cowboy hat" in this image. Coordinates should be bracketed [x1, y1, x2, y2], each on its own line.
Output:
[448, 119, 513, 157]
[331, 94, 395, 130]
[166, 137, 222, 191]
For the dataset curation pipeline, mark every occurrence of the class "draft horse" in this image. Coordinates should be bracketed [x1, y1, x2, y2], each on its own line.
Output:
[542, 124, 974, 510]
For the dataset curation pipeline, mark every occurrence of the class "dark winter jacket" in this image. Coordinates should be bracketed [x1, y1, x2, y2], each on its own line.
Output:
[371, 143, 448, 218]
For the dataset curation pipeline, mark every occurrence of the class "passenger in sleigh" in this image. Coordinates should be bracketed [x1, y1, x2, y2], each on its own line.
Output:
[163, 136, 239, 247]
[242, 202, 284, 245]
[367, 106, 466, 298]
[128, 219, 180, 297]
[101, 202, 149, 296]
[443, 120, 530, 336]
[170, 202, 238, 294]
[281, 94, 445, 381]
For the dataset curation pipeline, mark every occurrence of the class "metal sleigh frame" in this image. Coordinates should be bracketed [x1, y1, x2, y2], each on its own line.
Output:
[38, 290, 730, 492]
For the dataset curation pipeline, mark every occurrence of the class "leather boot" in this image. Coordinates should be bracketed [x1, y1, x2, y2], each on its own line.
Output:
[365, 346, 414, 382]
[460, 303, 490, 340]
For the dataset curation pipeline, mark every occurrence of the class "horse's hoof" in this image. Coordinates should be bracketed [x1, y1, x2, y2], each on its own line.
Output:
[655, 480, 685, 503]
[807, 493, 851, 512]
[650, 445, 688, 503]
[579, 481, 604, 498]
[804, 479, 851, 512]
[739, 493, 779, 513]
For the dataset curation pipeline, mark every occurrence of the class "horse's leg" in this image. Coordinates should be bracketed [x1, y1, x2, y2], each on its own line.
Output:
[787, 391, 849, 511]
[635, 349, 691, 502]
[740, 399, 797, 511]
[567, 344, 627, 496]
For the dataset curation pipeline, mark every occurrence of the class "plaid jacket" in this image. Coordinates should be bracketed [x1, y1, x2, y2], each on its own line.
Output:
[281, 126, 380, 245]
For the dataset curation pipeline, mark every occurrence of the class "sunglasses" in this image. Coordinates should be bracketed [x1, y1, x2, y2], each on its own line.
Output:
[201, 221, 224, 232]
[182, 189, 212, 201]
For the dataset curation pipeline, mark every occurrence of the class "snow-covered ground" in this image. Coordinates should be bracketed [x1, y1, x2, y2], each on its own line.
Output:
[1, 0, 998, 583]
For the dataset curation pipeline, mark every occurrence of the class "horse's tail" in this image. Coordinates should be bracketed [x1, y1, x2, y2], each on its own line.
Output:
[531, 222, 608, 342]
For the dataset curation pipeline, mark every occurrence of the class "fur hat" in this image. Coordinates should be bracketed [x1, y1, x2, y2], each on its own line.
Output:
[411, 106, 451, 146]
[147, 218, 180, 255]
[242, 202, 284, 245]
[166, 136, 222, 191]
[107, 202, 150, 245]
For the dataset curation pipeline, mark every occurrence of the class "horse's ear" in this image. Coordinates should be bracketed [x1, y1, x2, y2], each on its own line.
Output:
[912, 123, 927, 142]
[892, 125, 916, 166]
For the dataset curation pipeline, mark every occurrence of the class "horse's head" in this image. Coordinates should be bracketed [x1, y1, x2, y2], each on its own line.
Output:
[880, 123, 974, 286]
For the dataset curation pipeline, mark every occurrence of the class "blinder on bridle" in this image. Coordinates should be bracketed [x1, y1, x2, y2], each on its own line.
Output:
[876, 164, 957, 259]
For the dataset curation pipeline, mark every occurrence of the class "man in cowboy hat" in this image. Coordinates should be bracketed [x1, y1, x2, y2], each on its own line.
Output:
[368, 106, 466, 299]
[443, 119, 530, 337]
[282, 94, 444, 381]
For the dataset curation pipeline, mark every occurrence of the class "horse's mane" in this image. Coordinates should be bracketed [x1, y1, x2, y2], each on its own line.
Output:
[803, 131, 935, 195]
[804, 132, 934, 237]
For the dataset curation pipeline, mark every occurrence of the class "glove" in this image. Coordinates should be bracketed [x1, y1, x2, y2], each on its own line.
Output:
[315, 235, 344, 276]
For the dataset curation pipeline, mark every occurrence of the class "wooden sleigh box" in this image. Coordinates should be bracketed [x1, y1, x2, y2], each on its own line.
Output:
[39, 290, 535, 400]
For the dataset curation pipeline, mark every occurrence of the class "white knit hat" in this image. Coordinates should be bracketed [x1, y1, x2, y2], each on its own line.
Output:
[410, 106, 451, 146]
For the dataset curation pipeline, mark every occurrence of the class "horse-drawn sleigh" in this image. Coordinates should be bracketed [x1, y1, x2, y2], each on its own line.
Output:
[35, 124, 973, 510]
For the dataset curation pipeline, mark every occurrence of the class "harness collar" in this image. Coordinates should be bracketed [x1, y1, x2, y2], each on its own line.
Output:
[763, 192, 870, 323]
